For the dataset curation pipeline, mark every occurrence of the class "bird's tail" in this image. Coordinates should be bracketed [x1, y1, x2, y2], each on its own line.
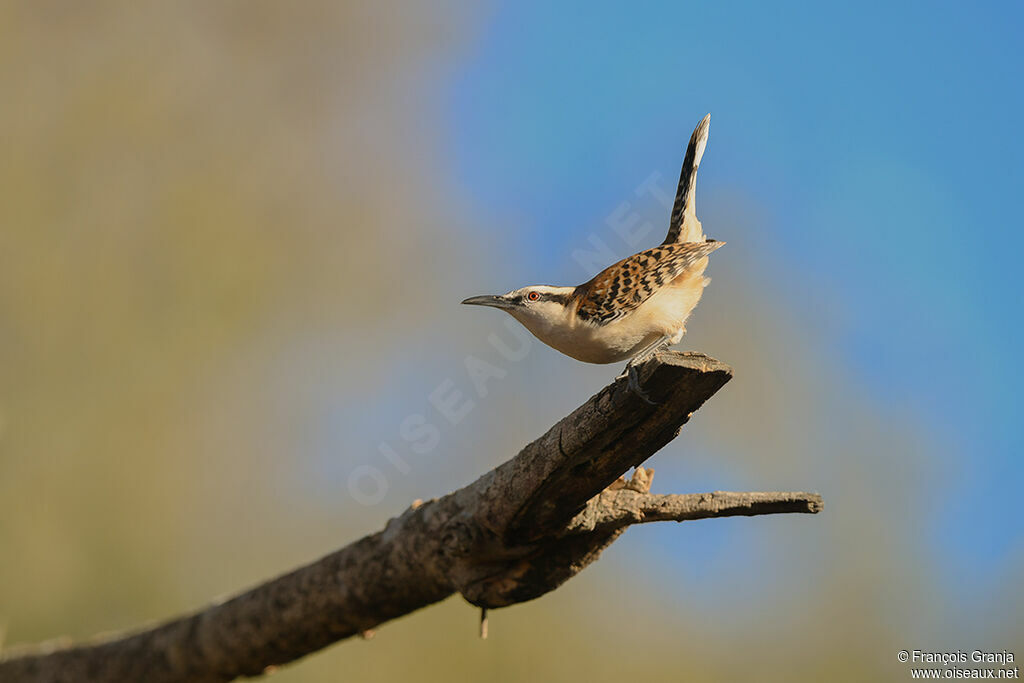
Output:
[663, 113, 710, 244]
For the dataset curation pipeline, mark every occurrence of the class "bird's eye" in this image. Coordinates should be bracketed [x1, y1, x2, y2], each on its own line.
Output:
[527, 291, 540, 302]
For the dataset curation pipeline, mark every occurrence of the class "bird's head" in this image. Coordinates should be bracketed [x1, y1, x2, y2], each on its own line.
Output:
[461, 285, 577, 334]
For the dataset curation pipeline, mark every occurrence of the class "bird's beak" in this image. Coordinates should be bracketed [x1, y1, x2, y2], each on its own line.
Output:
[461, 294, 514, 310]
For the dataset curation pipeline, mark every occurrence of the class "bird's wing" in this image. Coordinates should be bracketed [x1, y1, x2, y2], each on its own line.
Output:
[575, 240, 723, 324]
[664, 114, 710, 245]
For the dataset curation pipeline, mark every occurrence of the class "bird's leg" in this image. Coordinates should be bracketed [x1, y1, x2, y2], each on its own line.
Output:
[632, 337, 672, 366]
[617, 335, 672, 405]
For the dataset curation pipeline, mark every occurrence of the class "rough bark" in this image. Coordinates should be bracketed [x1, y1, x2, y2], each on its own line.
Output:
[0, 351, 823, 683]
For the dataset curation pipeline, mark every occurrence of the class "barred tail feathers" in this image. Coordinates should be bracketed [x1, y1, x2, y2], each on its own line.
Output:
[664, 113, 710, 244]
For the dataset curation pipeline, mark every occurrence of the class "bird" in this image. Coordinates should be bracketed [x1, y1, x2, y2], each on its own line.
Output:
[462, 114, 722, 402]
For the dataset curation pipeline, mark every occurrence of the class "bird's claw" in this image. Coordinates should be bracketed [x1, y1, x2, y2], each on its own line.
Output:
[621, 361, 659, 406]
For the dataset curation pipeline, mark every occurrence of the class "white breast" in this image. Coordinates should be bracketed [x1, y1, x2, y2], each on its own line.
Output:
[521, 269, 709, 364]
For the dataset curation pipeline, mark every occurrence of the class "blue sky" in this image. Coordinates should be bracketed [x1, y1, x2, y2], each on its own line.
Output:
[442, 1, 1023, 585]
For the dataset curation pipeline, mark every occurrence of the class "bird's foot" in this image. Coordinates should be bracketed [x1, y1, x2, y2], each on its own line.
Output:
[619, 360, 659, 406]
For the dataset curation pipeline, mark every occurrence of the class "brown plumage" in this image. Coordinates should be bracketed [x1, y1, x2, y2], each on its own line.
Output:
[575, 240, 723, 325]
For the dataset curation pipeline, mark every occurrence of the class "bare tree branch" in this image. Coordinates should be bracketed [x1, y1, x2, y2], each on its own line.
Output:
[566, 486, 824, 535]
[0, 351, 823, 683]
